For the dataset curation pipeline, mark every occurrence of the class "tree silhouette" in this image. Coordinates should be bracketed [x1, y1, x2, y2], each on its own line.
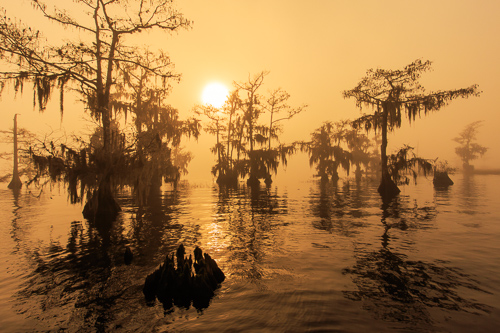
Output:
[115, 59, 200, 200]
[453, 121, 488, 173]
[343, 124, 372, 180]
[386, 145, 432, 186]
[7, 114, 22, 189]
[260, 88, 305, 185]
[301, 121, 351, 182]
[223, 90, 244, 185]
[263, 88, 305, 151]
[199, 72, 304, 187]
[195, 104, 229, 183]
[0, 1, 191, 220]
[0, 115, 37, 185]
[235, 71, 267, 186]
[343, 59, 480, 199]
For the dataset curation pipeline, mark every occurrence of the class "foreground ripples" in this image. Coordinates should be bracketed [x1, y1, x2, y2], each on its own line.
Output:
[0, 175, 499, 332]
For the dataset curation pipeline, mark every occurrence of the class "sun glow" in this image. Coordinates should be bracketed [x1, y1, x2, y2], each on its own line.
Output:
[202, 82, 229, 108]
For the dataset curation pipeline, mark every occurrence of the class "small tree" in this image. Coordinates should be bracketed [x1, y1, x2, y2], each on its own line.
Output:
[387, 145, 433, 186]
[301, 121, 351, 183]
[259, 88, 305, 185]
[263, 88, 305, 151]
[433, 159, 455, 187]
[222, 90, 244, 185]
[344, 59, 480, 199]
[453, 121, 487, 172]
[0, 114, 36, 186]
[344, 123, 372, 180]
[195, 104, 228, 183]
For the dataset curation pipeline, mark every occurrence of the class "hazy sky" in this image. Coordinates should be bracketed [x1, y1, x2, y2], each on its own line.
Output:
[1, 0, 499, 183]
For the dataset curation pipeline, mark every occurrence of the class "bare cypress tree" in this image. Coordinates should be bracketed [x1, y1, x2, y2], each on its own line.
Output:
[7, 114, 22, 189]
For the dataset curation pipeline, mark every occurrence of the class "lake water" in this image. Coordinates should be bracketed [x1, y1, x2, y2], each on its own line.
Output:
[0, 174, 499, 332]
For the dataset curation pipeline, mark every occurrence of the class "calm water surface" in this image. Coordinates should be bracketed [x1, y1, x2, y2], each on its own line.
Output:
[0, 174, 499, 332]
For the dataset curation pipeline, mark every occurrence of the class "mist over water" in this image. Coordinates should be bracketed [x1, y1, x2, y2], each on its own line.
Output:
[1, 174, 499, 332]
[1, 2, 499, 331]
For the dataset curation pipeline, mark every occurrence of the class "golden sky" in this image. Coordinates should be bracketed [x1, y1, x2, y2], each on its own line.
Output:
[1, 0, 499, 182]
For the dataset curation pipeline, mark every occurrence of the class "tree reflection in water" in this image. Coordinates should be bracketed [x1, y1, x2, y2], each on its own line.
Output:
[214, 184, 289, 283]
[457, 173, 481, 216]
[340, 192, 492, 329]
[130, 184, 201, 264]
[6, 178, 496, 331]
[217, 186, 288, 283]
[11, 184, 206, 331]
[10, 182, 290, 330]
[309, 179, 377, 236]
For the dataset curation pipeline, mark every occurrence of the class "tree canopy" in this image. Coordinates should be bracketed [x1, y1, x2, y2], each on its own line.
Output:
[453, 120, 488, 172]
[196, 72, 306, 187]
[343, 59, 480, 199]
[1, 0, 195, 221]
[1, 0, 190, 149]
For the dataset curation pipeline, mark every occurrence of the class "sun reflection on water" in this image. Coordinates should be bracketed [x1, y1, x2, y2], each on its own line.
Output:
[0, 175, 499, 332]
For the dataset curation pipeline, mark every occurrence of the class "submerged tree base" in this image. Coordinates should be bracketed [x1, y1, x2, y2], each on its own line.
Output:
[246, 175, 260, 187]
[433, 171, 454, 187]
[82, 181, 121, 222]
[217, 173, 239, 187]
[8, 175, 22, 189]
[143, 244, 225, 311]
[378, 177, 400, 200]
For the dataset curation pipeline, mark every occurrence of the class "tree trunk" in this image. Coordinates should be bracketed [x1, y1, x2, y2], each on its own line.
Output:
[216, 122, 222, 176]
[320, 174, 329, 183]
[355, 165, 362, 181]
[227, 112, 233, 174]
[101, 101, 112, 153]
[83, 97, 121, 222]
[8, 114, 22, 190]
[247, 99, 258, 186]
[82, 175, 121, 222]
[378, 105, 400, 199]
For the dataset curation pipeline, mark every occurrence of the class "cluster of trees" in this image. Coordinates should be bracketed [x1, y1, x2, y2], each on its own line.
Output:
[196, 71, 305, 187]
[0, 0, 199, 220]
[342, 59, 480, 198]
[299, 120, 375, 182]
[0, 1, 483, 222]
[300, 121, 435, 189]
[300, 59, 480, 199]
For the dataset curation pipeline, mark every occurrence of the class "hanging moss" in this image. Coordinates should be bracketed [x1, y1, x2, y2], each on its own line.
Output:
[33, 75, 58, 111]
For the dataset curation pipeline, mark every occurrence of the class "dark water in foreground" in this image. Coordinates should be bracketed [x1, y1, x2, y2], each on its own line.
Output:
[0, 175, 499, 332]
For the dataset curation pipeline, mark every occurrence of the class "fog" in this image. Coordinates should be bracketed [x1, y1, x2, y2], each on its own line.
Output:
[2, 2, 500, 331]
[1, 0, 499, 183]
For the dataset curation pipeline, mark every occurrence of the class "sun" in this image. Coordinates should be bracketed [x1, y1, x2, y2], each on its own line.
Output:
[202, 82, 229, 108]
